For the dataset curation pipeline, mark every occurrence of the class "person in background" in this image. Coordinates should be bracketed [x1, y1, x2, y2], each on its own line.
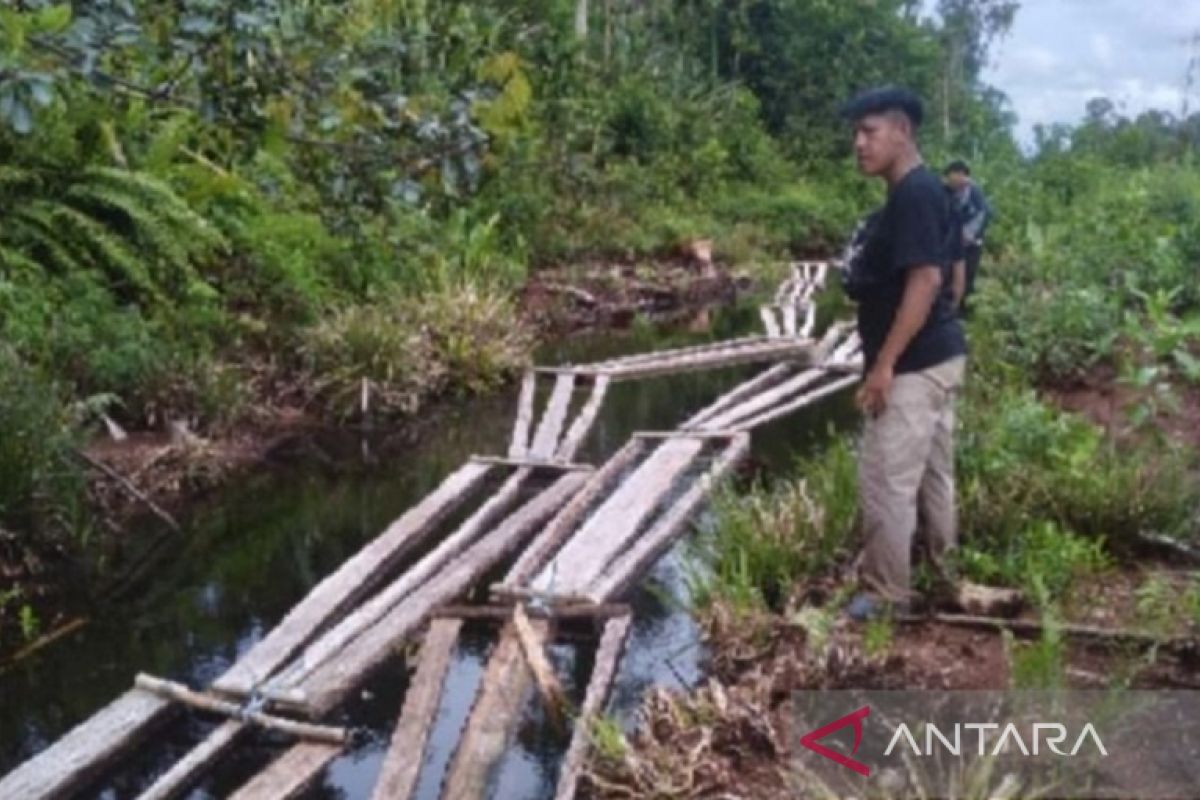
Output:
[837, 87, 967, 620]
[943, 160, 992, 313]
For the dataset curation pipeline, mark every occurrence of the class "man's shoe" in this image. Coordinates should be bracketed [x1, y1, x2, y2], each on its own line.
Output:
[845, 592, 887, 621]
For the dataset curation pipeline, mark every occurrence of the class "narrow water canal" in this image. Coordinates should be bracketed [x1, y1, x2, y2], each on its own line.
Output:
[0, 301, 858, 799]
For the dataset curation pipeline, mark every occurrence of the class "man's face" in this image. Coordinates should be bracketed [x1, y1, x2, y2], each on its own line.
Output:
[946, 170, 968, 191]
[853, 112, 908, 176]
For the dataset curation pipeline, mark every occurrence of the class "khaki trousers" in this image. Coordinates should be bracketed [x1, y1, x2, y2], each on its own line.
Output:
[858, 356, 966, 602]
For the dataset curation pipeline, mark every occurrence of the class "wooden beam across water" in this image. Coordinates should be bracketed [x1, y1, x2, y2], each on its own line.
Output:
[227, 742, 343, 800]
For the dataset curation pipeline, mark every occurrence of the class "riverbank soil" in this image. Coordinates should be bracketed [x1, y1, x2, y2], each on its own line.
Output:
[582, 562, 1200, 799]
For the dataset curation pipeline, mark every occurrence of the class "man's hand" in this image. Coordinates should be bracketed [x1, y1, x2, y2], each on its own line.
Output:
[857, 362, 894, 416]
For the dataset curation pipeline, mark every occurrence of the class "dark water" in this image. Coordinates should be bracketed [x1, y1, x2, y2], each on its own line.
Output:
[0, 302, 858, 799]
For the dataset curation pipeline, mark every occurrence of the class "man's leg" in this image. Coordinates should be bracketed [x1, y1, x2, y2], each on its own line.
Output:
[857, 370, 945, 603]
[916, 357, 967, 588]
[964, 246, 982, 299]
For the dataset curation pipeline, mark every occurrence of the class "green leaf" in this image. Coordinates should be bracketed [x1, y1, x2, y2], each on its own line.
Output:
[33, 4, 72, 35]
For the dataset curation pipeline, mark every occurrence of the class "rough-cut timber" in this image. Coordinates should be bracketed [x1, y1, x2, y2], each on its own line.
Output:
[556, 374, 610, 461]
[589, 434, 751, 601]
[227, 742, 343, 800]
[135, 720, 247, 800]
[370, 618, 462, 800]
[760, 307, 782, 337]
[530, 438, 705, 596]
[440, 623, 535, 800]
[512, 603, 567, 721]
[284, 467, 533, 689]
[530, 372, 576, 458]
[600, 338, 816, 381]
[214, 461, 492, 697]
[134, 674, 347, 744]
[553, 614, 633, 800]
[294, 472, 589, 716]
[698, 368, 825, 430]
[733, 373, 861, 430]
[501, 439, 645, 589]
[509, 371, 537, 458]
[0, 688, 174, 800]
[681, 363, 793, 428]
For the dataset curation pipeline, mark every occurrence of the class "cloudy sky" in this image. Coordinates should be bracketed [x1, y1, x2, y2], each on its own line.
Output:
[976, 1, 1200, 143]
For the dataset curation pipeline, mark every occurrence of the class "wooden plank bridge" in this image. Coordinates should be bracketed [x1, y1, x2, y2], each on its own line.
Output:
[1, 262, 864, 800]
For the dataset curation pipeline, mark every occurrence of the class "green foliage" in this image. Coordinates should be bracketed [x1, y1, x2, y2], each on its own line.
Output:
[1005, 604, 1066, 690]
[957, 521, 1110, 606]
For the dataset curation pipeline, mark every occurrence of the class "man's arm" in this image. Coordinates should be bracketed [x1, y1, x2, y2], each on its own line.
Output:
[857, 265, 944, 415]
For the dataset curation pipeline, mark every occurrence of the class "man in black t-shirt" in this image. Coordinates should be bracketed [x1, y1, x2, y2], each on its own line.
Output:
[838, 88, 968, 619]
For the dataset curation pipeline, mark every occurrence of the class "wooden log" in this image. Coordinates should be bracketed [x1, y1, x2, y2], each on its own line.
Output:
[215, 461, 492, 697]
[733, 373, 860, 430]
[530, 438, 705, 597]
[553, 614, 633, 800]
[681, 362, 795, 429]
[632, 430, 740, 440]
[282, 467, 533, 691]
[761, 306, 781, 337]
[588, 434, 751, 601]
[508, 371, 537, 458]
[782, 304, 798, 336]
[501, 438, 645, 588]
[293, 472, 589, 716]
[134, 674, 348, 744]
[370, 618, 462, 800]
[591, 334, 769, 369]
[512, 603, 568, 724]
[799, 301, 818, 338]
[530, 372, 577, 458]
[72, 448, 181, 532]
[913, 614, 1199, 652]
[135, 720, 247, 800]
[556, 375, 610, 462]
[440, 623, 534, 800]
[603, 340, 815, 381]
[434, 603, 631, 622]
[0, 688, 175, 800]
[227, 742, 343, 800]
[470, 455, 593, 472]
[487, 585, 598, 606]
[2, 616, 87, 668]
[698, 367, 826, 431]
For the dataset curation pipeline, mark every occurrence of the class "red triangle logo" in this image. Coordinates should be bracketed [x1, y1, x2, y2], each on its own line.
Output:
[798, 705, 871, 776]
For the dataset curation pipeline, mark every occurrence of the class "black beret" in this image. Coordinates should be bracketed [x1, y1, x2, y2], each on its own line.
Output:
[840, 87, 924, 128]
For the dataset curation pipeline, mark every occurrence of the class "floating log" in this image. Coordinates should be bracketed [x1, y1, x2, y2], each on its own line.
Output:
[603, 340, 817, 382]
[698, 367, 826, 431]
[513, 603, 568, 724]
[135, 720, 247, 800]
[553, 614, 633, 800]
[440, 623, 534, 799]
[782, 304, 798, 336]
[632, 430, 741, 440]
[282, 467, 533, 690]
[589, 434, 751, 601]
[435, 603, 631, 621]
[530, 372, 577, 458]
[134, 674, 348, 744]
[214, 461, 492, 697]
[501, 438, 646, 589]
[370, 618, 462, 800]
[0, 688, 175, 800]
[591, 334, 770, 368]
[508, 371, 537, 458]
[2, 616, 88, 668]
[556, 375, 611, 462]
[760, 307, 781, 337]
[733, 373, 860, 430]
[293, 472, 589, 716]
[227, 742, 343, 800]
[530, 438, 706, 596]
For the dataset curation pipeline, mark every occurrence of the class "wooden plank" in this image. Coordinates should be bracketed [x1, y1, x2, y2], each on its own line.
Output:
[470, 455, 593, 471]
[698, 368, 826, 431]
[530, 373, 576, 458]
[734, 373, 861, 430]
[508, 371, 537, 458]
[604, 340, 815, 381]
[370, 618, 462, 800]
[282, 468, 533, 691]
[760, 306, 781, 337]
[214, 461, 492, 696]
[294, 472, 589, 716]
[227, 742, 343, 800]
[633, 430, 740, 440]
[530, 438, 705, 596]
[440, 623, 534, 800]
[589, 434, 751, 601]
[681, 362, 795, 429]
[556, 375, 610, 462]
[782, 304, 798, 336]
[512, 604, 567, 722]
[134, 674, 347, 744]
[591, 334, 769, 369]
[434, 603, 630, 622]
[501, 439, 645, 589]
[0, 688, 175, 800]
[553, 615, 633, 800]
[135, 720, 247, 800]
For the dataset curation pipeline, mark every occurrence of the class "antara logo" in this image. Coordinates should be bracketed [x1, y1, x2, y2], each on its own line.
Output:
[885, 722, 1108, 757]
[799, 706, 872, 776]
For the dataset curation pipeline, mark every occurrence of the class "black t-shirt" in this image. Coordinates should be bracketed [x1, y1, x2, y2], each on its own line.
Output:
[850, 166, 966, 374]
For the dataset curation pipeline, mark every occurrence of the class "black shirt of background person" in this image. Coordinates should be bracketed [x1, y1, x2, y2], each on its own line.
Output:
[846, 165, 966, 374]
